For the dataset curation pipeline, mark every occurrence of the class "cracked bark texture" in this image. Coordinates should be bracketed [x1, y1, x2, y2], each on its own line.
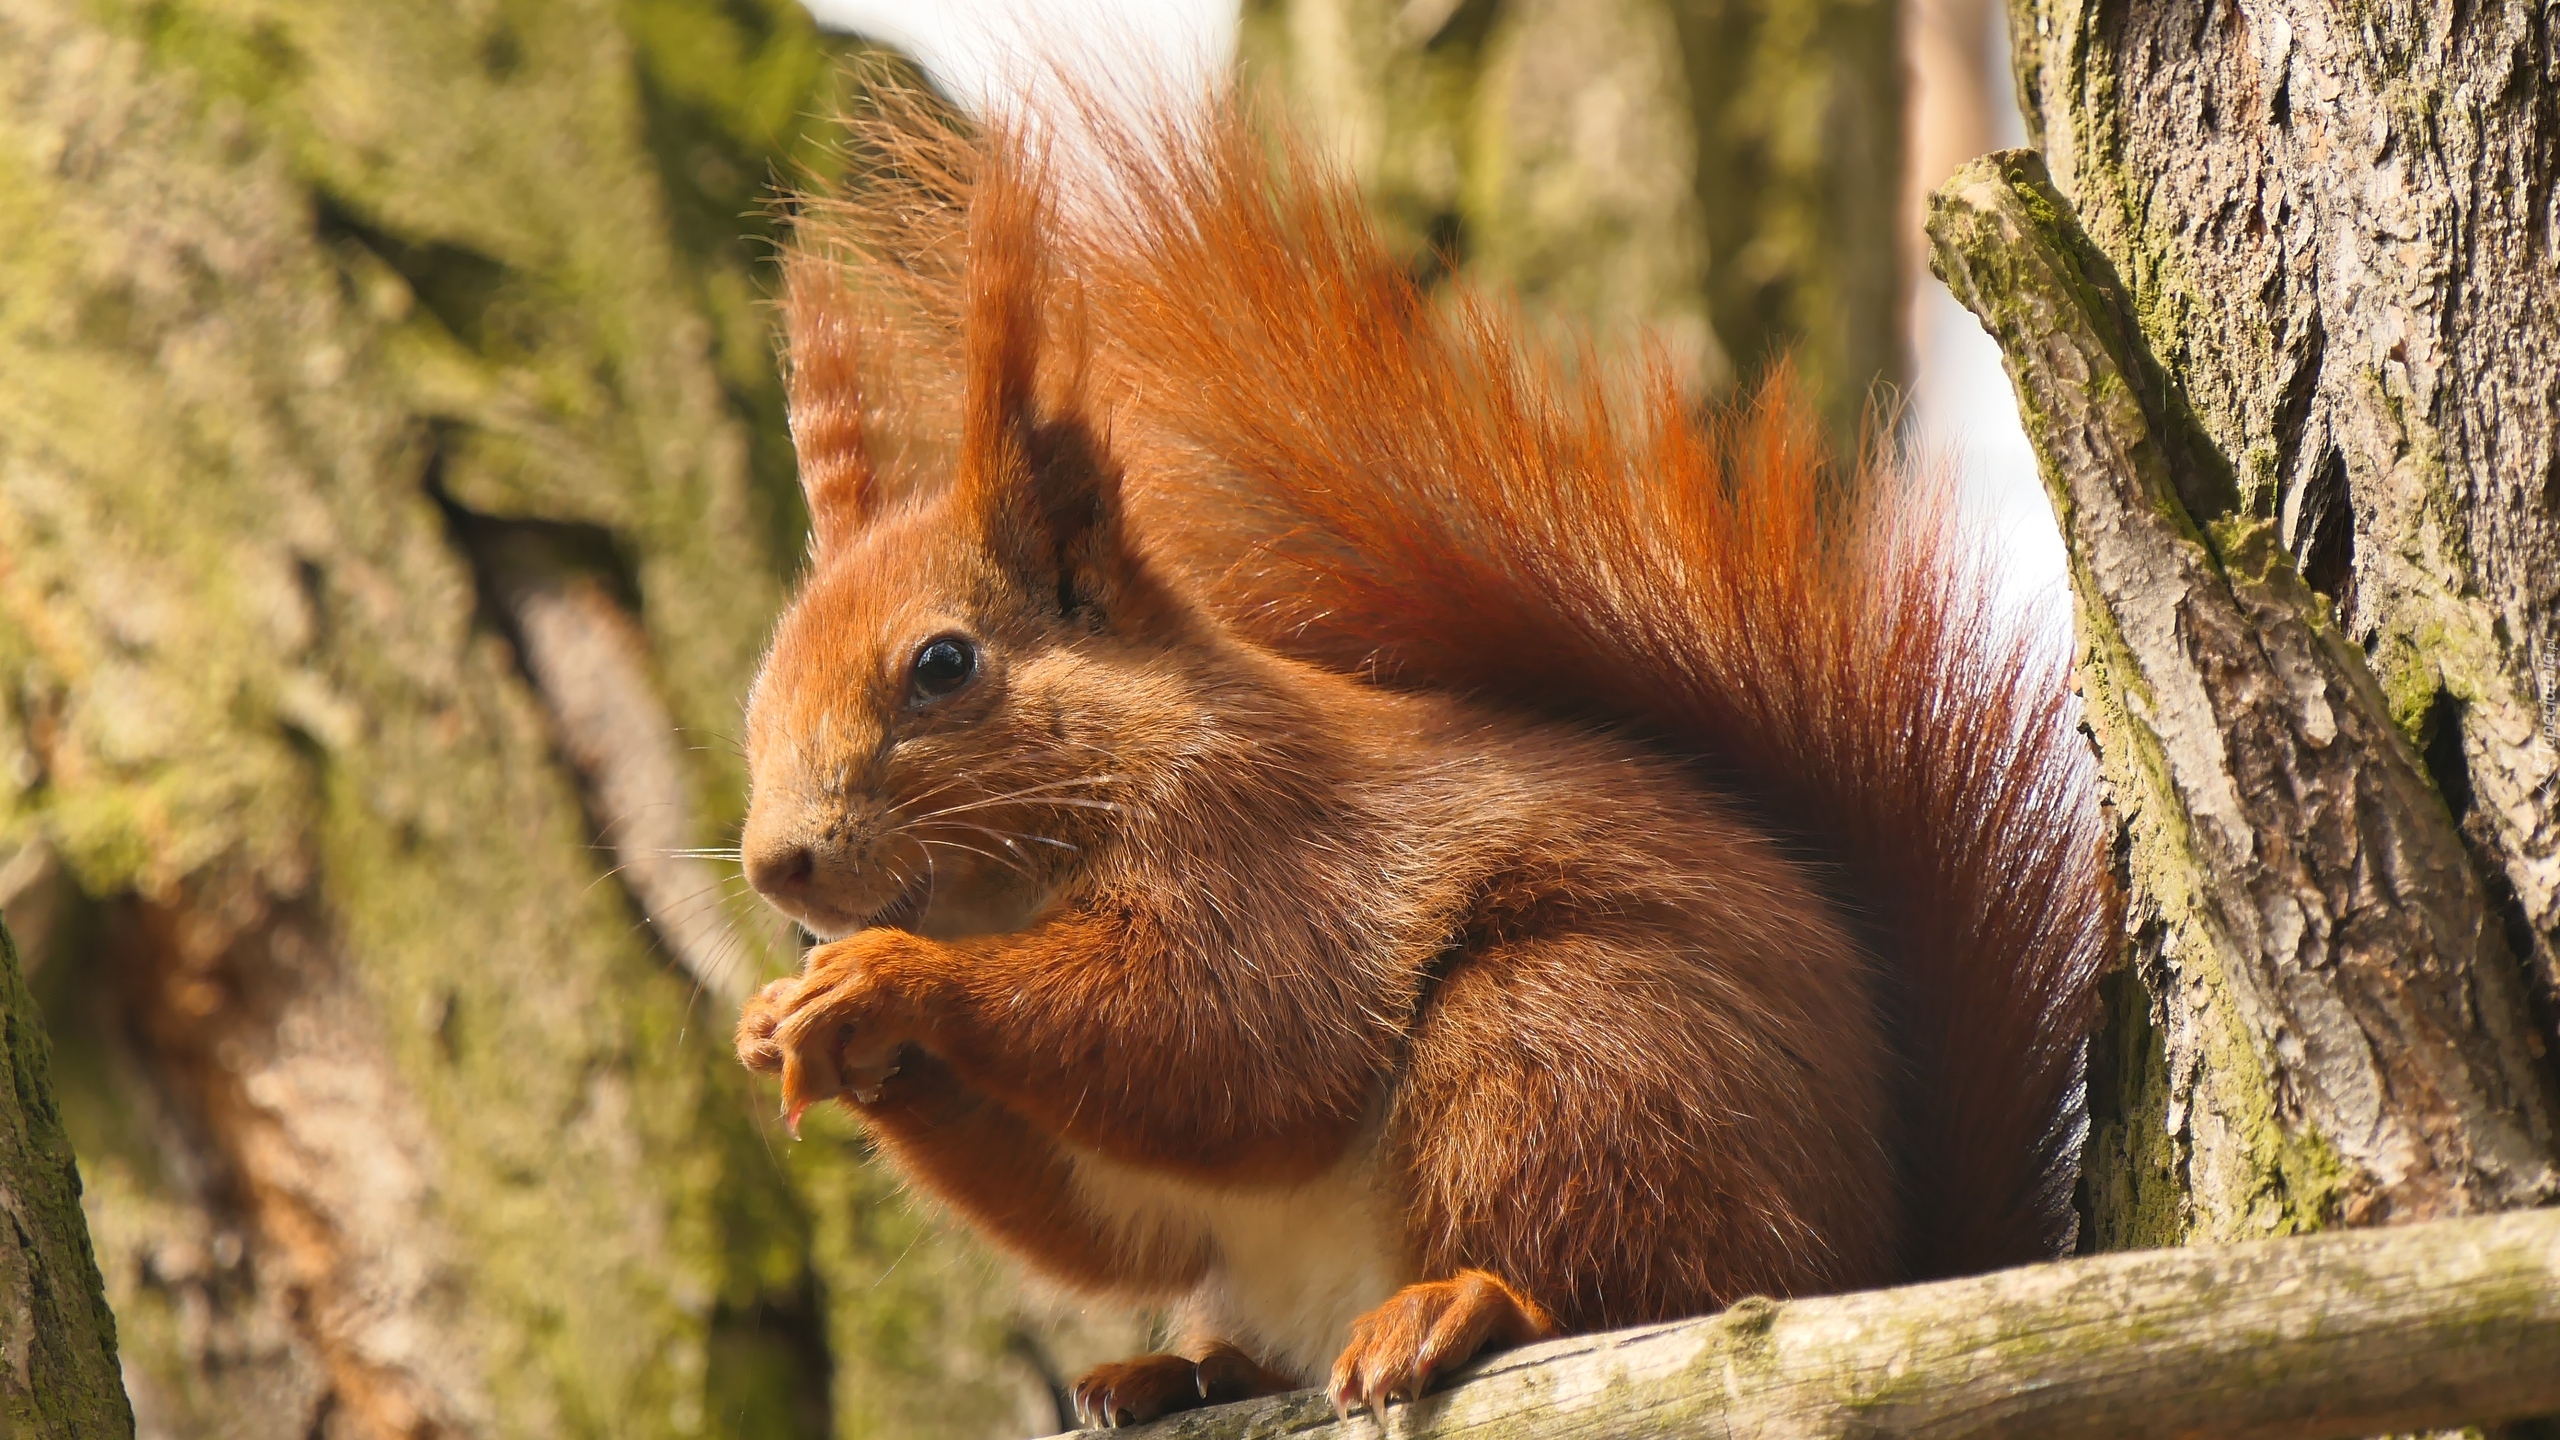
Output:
[1931, 147, 2560, 1252]
[0, 915, 134, 1437]
[1984, 0, 2560, 1247]
[1236, 0, 1904, 436]
[0, 1, 1133, 1435]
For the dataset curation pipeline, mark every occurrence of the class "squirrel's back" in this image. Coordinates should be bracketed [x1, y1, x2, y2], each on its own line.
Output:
[788, 79, 2112, 1283]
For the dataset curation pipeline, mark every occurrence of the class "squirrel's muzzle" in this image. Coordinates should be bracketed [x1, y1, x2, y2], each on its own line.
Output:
[744, 840, 818, 903]
[740, 793, 896, 938]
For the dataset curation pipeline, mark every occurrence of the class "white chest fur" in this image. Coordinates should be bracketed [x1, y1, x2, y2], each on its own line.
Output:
[1064, 1137, 1405, 1380]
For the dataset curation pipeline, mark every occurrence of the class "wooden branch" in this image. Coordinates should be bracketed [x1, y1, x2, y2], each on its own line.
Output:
[0, 917, 135, 1437]
[1925, 149, 2559, 1227]
[1058, 1208, 2560, 1438]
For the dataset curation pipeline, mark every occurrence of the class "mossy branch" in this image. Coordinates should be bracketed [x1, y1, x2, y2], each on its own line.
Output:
[0, 917, 134, 1438]
[1063, 1208, 2560, 1438]
[1925, 149, 2558, 1228]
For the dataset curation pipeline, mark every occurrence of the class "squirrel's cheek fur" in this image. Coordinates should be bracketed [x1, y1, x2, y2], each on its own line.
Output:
[738, 74, 2113, 1423]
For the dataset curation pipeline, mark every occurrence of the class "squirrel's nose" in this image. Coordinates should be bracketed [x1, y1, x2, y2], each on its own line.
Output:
[745, 841, 816, 900]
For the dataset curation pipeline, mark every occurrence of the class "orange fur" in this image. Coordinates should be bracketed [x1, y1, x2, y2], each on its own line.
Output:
[735, 82, 2111, 1422]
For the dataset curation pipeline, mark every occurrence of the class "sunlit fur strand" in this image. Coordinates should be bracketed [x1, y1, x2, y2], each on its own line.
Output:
[747, 74, 2112, 1396]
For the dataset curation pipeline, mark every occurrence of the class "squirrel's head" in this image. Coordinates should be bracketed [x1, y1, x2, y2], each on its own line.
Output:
[740, 154, 1199, 940]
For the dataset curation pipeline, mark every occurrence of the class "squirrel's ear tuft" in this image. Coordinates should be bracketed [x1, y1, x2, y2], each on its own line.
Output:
[953, 133, 1156, 628]
[781, 257, 901, 556]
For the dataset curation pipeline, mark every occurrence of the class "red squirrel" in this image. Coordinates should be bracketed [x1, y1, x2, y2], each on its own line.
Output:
[732, 86, 2110, 1427]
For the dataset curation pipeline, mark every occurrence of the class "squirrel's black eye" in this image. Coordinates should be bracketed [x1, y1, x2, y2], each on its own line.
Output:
[910, 636, 979, 701]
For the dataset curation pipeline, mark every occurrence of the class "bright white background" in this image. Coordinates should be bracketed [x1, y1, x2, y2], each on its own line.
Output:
[796, 0, 2065, 622]
[798, 0, 1236, 110]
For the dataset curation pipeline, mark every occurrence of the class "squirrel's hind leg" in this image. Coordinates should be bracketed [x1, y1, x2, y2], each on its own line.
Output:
[1071, 1340, 1295, 1428]
[1325, 1270, 1554, 1417]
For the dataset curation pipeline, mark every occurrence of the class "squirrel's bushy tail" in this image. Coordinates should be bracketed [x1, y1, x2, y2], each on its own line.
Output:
[794, 83, 2115, 1277]
[1074, 101, 2112, 1277]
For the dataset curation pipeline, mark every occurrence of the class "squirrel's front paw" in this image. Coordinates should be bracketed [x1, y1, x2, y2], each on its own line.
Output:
[744, 937, 924, 1135]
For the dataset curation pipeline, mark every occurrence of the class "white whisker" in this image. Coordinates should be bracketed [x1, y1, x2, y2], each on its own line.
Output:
[912, 834, 1039, 879]
[907, 791, 1126, 822]
[933, 819, 1078, 853]
[900, 773, 1128, 823]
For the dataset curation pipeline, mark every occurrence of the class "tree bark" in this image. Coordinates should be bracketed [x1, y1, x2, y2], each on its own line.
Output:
[1930, 147, 2560, 1253]
[1046, 1206, 2560, 1440]
[1984, 0, 2560, 1251]
[0, 1, 1121, 1434]
[0, 916, 134, 1438]
[1236, 0, 1905, 435]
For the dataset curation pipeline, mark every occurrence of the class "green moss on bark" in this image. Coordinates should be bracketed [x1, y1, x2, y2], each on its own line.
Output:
[1927, 152, 2378, 1247]
[0, 3, 1064, 1434]
[2077, 962, 2186, 1251]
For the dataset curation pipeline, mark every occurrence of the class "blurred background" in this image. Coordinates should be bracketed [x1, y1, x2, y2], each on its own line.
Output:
[0, 0, 2054, 1435]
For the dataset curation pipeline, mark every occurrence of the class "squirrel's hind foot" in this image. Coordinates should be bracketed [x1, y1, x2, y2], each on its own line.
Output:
[1327, 1270, 1555, 1417]
[1070, 1341, 1291, 1428]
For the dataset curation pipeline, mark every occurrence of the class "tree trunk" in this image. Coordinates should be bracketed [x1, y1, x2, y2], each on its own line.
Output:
[0, 915, 134, 1438]
[1934, 0, 2560, 1249]
[1236, 0, 1905, 435]
[0, 2, 1123, 1435]
[1931, 146, 2559, 1246]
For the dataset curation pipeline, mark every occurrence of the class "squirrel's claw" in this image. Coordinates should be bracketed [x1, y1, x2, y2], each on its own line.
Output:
[775, 1018, 847, 1136]
[1069, 1371, 1122, 1429]
[1070, 1352, 1239, 1428]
